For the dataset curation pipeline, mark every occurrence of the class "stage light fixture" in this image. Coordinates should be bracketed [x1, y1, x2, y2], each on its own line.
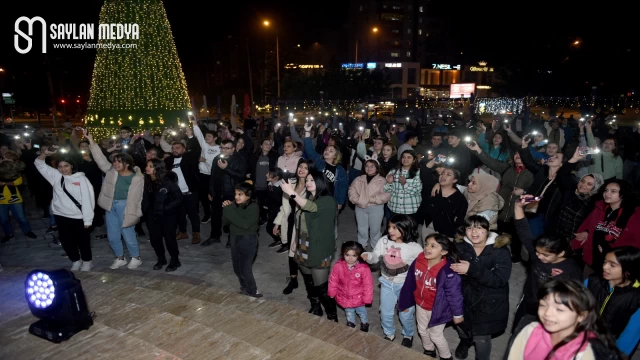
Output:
[25, 269, 93, 343]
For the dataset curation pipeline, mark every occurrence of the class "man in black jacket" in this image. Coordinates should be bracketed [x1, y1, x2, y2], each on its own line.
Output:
[202, 139, 247, 247]
[164, 141, 202, 244]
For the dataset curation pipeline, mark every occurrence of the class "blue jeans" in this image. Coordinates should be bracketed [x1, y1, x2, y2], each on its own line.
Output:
[345, 306, 369, 324]
[105, 200, 139, 257]
[379, 276, 415, 338]
[0, 203, 31, 235]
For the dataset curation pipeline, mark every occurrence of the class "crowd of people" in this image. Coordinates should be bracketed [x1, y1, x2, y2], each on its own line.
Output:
[0, 110, 639, 359]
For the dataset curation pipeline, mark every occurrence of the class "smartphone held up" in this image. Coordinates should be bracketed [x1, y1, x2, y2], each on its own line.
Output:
[578, 146, 600, 156]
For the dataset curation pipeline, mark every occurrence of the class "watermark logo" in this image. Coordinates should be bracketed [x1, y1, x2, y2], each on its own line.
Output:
[14, 16, 139, 54]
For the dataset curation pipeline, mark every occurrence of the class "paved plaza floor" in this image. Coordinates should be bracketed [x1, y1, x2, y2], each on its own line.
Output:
[1, 200, 529, 359]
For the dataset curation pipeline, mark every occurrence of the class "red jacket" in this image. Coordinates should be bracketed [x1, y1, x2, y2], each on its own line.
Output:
[328, 259, 374, 309]
[572, 201, 640, 266]
[413, 255, 447, 310]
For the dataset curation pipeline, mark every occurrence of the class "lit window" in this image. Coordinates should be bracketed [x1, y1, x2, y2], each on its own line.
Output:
[359, 5, 363, 11]
[391, 52, 399, 58]
[392, 29, 400, 34]
[406, 51, 411, 57]
[418, 29, 422, 35]
[392, 5, 401, 9]
[419, 6, 423, 12]
[393, 41, 399, 46]
[383, 4, 387, 8]
[407, 28, 411, 34]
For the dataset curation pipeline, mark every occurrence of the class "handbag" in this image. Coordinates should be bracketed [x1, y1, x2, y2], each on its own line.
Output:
[61, 177, 82, 210]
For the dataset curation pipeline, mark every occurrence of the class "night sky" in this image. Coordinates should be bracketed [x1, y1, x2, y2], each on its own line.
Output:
[0, 0, 637, 108]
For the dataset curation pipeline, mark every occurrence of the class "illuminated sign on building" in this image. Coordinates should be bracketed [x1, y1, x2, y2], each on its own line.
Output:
[477, 85, 492, 89]
[432, 64, 461, 70]
[367, 62, 377, 69]
[342, 63, 364, 69]
[470, 66, 494, 72]
[285, 64, 324, 69]
[385, 63, 402, 68]
[449, 83, 476, 98]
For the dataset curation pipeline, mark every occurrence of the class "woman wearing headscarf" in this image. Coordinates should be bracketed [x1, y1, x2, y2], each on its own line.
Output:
[465, 173, 504, 230]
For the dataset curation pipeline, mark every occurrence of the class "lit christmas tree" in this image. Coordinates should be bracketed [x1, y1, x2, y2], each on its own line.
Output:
[86, 0, 190, 131]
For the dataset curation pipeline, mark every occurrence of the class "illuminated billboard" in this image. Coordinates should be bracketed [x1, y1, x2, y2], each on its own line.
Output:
[449, 83, 475, 98]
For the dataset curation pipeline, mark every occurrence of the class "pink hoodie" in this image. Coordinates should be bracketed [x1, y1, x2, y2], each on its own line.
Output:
[523, 323, 593, 360]
[328, 259, 373, 309]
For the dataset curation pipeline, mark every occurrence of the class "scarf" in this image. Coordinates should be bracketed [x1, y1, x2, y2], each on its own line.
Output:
[515, 164, 526, 174]
[466, 174, 500, 216]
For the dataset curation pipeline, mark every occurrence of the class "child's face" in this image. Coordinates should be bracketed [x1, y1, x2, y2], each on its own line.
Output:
[465, 224, 488, 245]
[602, 252, 623, 283]
[234, 190, 250, 205]
[388, 222, 402, 242]
[424, 237, 447, 261]
[538, 294, 584, 336]
[535, 246, 563, 264]
[344, 250, 359, 266]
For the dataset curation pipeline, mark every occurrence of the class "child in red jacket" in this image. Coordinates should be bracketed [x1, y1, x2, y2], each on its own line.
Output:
[328, 241, 373, 332]
[399, 233, 464, 360]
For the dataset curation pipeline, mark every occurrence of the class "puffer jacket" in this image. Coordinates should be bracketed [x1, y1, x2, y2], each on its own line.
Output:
[455, 232, 512, 336]
[142, 173, 183, 218]
[328, 259, 373, 309]
[89, 143, 144, 228]
[348, 174, 391, 208]
[475, 151, 533, 223]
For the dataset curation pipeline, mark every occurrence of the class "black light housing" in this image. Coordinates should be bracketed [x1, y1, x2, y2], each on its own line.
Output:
[25, 269, 93, 343]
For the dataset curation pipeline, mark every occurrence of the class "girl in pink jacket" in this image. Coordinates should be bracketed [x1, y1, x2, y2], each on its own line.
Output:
[328, 241, 374, 332]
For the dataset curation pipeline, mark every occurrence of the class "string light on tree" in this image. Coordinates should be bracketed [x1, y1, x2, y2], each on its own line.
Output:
[86, 0, 190, 128]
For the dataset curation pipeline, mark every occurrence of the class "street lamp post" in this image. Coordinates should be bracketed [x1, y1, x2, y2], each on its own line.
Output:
[263, 20, 280, 117]
[355, 27, 378, 64]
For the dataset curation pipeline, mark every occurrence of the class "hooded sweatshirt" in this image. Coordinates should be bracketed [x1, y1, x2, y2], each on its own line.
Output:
[362, 235, 423, 283]
[35, 158, 95, 226]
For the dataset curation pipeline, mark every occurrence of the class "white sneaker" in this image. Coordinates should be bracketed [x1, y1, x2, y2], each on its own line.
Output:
[71, 261, 82, 271]
[127, 257, 142, 269]
[109, 258, 128, 269]
[80, 260, 94, 272]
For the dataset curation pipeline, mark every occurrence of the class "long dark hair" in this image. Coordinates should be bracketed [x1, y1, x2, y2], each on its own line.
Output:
[394, 150, 419, 179]
[306, 170, 330, 199]
[388, 214, 419, 243]
[607, 246, 640, 285]
[144, 159, 167, 192]
[361, 159, 383, 176]
[537, 279, 622, 360]
[598, 179, 636, 231]
[535, 235, 573, 257]
[112, 153, 135, 171]
[425, 233, 460, 263]
[490, 130, 510, 159]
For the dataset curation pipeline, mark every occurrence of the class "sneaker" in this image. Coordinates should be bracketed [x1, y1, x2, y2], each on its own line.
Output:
[245, 291, 263, 298]
[200, 237, 220, 246]
[25, 232, 37, 239]
[176, 232, 189, 240]
[191, 232, 201, 245]
[360, 323, 369, 332]
[347, 322, 356, 328]
[127, 257, 142, 269]
[401, 337, 413, 348]
[80, 260, 94, 272]
[383, 334, 395, 341]
[50, 238, 61, 246]
[267, 240, 282, 248]
[70, 261, 82, 271]
[8, 195, 20, 203]
[46, 226, 58, 233]
[276, 245, 289, 254]
[423, 349, 437, 357]
[109, 258, 128, 269]
[200, 215, 211, 224]
[1, 234, 14, 243]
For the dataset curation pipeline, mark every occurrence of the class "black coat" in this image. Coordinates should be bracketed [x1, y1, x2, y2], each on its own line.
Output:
[164, 151, 200, 193]
[142, 174, 183, 217]
[209, 152, 248, 199]
[455, 233, 512, 336]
